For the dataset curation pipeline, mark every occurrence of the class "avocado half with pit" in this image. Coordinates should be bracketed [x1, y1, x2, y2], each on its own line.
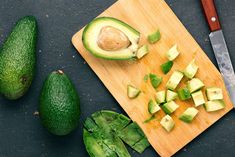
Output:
[82, 17, 140, 60]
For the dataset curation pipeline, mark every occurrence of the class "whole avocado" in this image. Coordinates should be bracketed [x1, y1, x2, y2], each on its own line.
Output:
[0, 16, 37, 100]
[39, 70, 80, 136]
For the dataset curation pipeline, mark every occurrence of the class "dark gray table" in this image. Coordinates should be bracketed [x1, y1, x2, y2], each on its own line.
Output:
[0, 0, 235, 156]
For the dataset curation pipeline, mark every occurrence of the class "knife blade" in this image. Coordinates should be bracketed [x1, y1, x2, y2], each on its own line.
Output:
[201, 0, 235, 106]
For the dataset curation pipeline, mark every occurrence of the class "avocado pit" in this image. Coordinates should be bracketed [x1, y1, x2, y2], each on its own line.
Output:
[97, 26, 130, 51]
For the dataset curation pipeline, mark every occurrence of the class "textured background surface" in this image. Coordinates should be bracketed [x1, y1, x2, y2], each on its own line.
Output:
[0, 0, 234, 156]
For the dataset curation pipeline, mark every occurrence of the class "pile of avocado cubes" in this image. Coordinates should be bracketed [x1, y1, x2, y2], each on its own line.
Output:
[83, 110, 150, 157]
[128, 38, 225, 132]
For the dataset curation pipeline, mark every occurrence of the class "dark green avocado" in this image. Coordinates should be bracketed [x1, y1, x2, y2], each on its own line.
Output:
[39, 70, 80, 136]
[0, 16, 37, 100]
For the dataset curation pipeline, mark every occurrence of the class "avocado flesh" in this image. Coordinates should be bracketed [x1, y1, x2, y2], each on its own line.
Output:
[83, 110, 150, 156]
[0, 16, 37, 100]
[82, 17, 140, 60]
[39, 71, 80, 136]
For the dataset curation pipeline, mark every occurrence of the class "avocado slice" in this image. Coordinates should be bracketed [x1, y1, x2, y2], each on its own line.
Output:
[160, 115, 175, 132]
[179, 107, 199, 123]
[166, 44, 180, 61]
[161, 101, 179, 114]
[178, 87, 191, 100]
[161, 61, 174, 74]
[82, 17, 140, 60]
[149, 73, 162, 89]
[136, 45, 149, 59]
[155, 90, 166, 104]
[166, 90, 178, 102]
[147, 30, 161, 44]
[206, 87, 223, 101]
[166, 71, 184, 90]
[192, 90, 205, 107]
[204, 100, 225, 112]
[127, 85, 141, 99]
[184, 59, 199, 79]
[187, 78, 204, 93]
[83, 110, 150, 156]
[148, 99, 161, 114]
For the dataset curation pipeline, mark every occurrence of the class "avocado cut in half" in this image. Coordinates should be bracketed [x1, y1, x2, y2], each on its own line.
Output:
[204, 100, 225, 112]
[0, 16, 37, 100]
[147, 29, 161, 44]
[192, 90, 205, 107]
[82, 17, 140, 60]
[127, 85, 141, 99]
[166, 90, 178, 102]
[166, 44, 180, 61]
[155, 90, 166, 104]
[161, 61, 173, 74]
[187, 78, 204, 93]
[136, 45, 149, 59]
[206, 87, 223, 101]
[161, 101, 179, 115]
[160, 115, 175, 132]
[148, 99, 161, 114]
[39, 70, 80, 136]
[83, 110, 150, 156]
[166, 71, 184, 90]
[179, 107, 199, 123]
[184, 59, 199, 79]
[149, 73, 162, 89]
[178, 87, 191, 100]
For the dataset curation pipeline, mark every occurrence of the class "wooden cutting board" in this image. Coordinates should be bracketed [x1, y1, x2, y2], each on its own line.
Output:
[72, 0, 233, 156]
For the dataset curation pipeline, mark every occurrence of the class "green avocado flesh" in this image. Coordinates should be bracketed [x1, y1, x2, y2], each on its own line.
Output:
[83, 110, 150, 156]
[149, 73, 162, 89]
[161, 61, 173, 74]
[0, 16, 37, 100]
[82, 17, 140, 60]
[39, 71, 80, 136]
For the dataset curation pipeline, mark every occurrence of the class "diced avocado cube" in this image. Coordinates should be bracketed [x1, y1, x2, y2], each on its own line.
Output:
[143, 115, 156, 123]
[166, 44, 180, 61]
[147, 30, 161, 44]
[161, 101, 179, 114]
[187, 78, 204, 93]
[161, 61, 173, 74]
[206, 87, 223, 101]
[127, 85, 141, 99]
[149, 73, 162, 89]
[136, 45, 149, 59]
[179, 107, 199, 123]
[166, 90, 178, 102]
[155, 90, 166, 104]
[192, 90, 205, 107]
[148, 99, 161, 114]
[143, 74, 149, 82]
[160, 115, 175, 132]
[178, 87, 191, 100]
[184, 59, 199, 79]
[166, 71, 184, 90]
[204, 100, 225, 112]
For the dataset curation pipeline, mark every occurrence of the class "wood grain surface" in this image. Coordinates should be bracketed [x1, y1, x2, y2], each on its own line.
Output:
[72, 0, 233, 156]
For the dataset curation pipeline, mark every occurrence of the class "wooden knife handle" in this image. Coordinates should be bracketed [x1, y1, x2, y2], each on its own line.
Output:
[201, 0, 221, 31]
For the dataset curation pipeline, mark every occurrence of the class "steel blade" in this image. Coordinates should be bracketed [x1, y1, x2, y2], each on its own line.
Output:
[209, 30, 235, 106]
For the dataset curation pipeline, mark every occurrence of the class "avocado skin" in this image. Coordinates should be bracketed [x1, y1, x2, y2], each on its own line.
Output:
[39, 71, 80, 136]
[0, 16, 37, 100]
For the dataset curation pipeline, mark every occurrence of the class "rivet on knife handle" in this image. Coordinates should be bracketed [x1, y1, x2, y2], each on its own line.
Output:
[201, 0, 221, 32]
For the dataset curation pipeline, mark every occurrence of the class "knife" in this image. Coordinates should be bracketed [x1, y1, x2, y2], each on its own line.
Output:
[201, 0, 235, 106]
